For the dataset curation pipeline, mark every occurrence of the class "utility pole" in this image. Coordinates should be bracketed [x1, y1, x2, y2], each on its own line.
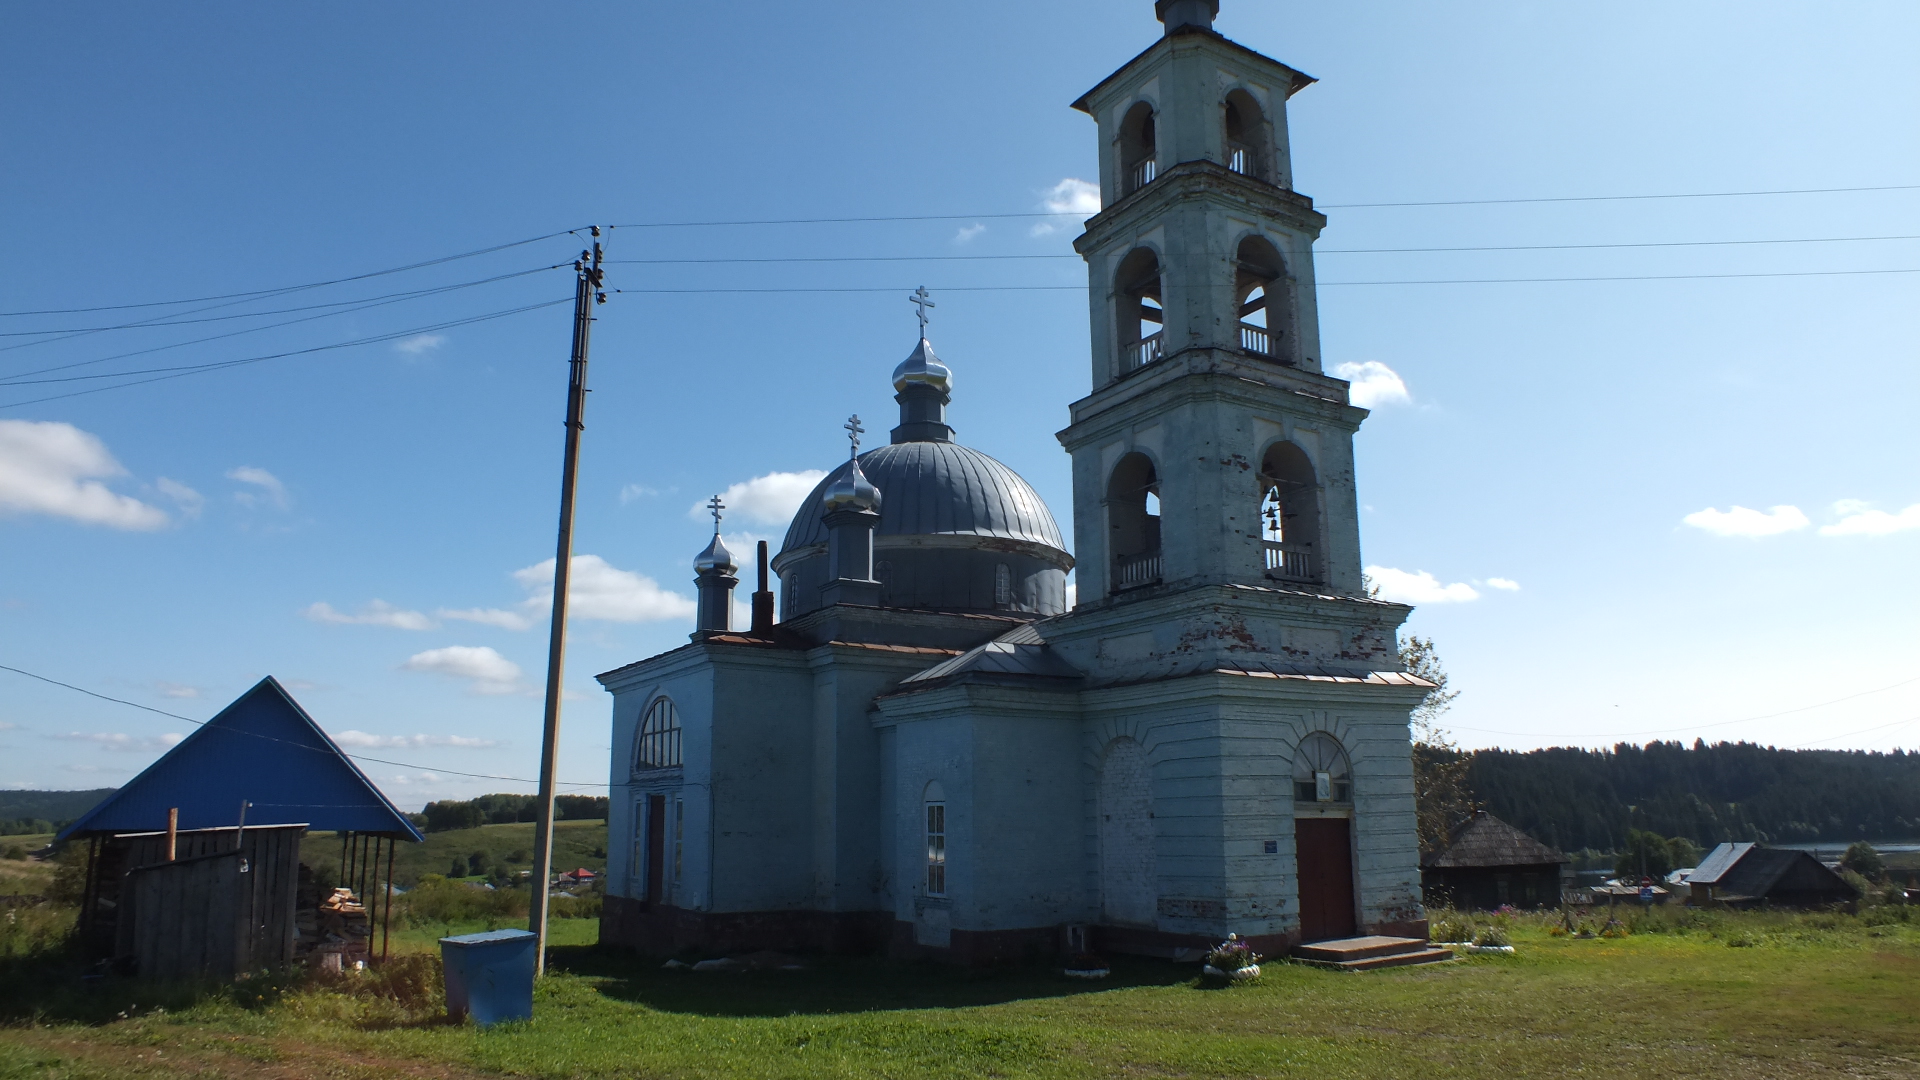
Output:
[529, 227, 604, 975]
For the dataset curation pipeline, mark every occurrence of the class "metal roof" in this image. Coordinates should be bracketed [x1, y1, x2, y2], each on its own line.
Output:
[55, 677, 423, 843]
[779, 441, 1067, 556]
[1688, 842, 1754, 885]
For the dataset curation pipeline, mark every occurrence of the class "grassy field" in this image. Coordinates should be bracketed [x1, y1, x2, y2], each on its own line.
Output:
[1, 906, 1915, 1080]
[302, 819, 608, 889]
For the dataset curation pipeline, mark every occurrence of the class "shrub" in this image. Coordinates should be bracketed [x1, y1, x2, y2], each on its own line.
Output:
[1840, 842, 1885, 883]
[2, 845, 25, 861]
[1473, 923, 1511, 947]
[45, 844, 89, 906]
[395, 877, 527, 926]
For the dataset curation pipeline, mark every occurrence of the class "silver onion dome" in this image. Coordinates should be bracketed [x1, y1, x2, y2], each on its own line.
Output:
[821, 457, 881, 513]
[693, 531, 736, 574]
[891, 338, 952, 396]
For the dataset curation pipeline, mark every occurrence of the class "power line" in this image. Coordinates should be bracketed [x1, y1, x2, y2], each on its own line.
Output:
[0, 264, 569, 385]
[0, 230, 578, 319]
[602, 233, 1920, 265]
[0, 298, 571, 409]
[0, 662, 609, 789]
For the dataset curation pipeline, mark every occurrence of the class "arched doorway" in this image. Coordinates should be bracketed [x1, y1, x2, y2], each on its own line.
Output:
[1098, 737, 1157, 926]
[1293, 732, 1356, 941]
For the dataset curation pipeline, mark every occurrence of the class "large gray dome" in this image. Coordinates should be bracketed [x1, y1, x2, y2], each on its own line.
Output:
[779, 441, 1067, 555]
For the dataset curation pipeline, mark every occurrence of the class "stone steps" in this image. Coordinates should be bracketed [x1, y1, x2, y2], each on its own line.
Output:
[1291, 935, 1454, 971]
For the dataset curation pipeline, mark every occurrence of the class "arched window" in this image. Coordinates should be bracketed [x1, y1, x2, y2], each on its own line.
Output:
[1115, 247, 1163, 372]
[1294, 732, 1352, 804]
[1119, 101, 1157, 194]
[635, 697, 682, 770]
[994, 563, 1012, 606]
[1259, 441, 1320, 584]
[1223, 90, 1271, 182]
[1235, 235, 1288, 361]
[924, 780, 946, 897]
[1107, 452, 1162, 592]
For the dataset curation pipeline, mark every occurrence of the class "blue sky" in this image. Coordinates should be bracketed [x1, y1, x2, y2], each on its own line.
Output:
[2, 2, 1916, 807]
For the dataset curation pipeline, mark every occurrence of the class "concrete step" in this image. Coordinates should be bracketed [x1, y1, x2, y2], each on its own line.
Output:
[1291, 935, 1455, 972]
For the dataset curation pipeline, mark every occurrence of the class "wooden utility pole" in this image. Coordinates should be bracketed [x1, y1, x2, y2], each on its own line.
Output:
[529, 227, 605, 975]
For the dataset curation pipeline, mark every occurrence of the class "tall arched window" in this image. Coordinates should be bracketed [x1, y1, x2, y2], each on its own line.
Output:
[1259, 441, 1320, 584]
[1235, 235, 1288, 361]
[1119, 101, 1157, 194]
[1107, 452, 1162, 593]
[635, 697, 682, 770]
[1115, 247, 1163, 372]
[1294, 732, 1352, 804]
[924, 780, 947, 897]
[1223, 90, 1272, 182]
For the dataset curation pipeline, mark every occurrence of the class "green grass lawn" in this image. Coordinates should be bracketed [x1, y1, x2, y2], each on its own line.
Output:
[2, 907, 1916, 1079]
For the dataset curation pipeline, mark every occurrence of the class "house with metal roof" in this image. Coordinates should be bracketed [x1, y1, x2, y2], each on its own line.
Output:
[1421, 811, 1570, 910]
[1687, 843, 1856, 907]
[597, 1, 1440, 970]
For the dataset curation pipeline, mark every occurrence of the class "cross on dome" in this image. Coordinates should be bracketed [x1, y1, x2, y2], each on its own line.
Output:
[844, 414, 865, 458]
[910, 286, 935, 335]
[706, 494, 725, 531]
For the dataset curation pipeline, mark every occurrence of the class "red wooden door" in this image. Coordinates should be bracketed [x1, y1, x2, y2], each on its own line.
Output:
[1295, 817, 1356, 942]
[645, 794, 666, 907]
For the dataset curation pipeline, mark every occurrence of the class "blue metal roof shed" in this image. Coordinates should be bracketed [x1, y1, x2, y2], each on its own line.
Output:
[56, 676, 423, 843]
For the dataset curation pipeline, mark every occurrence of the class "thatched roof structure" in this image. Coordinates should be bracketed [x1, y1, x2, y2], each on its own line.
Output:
[1422, 811, 1566, 869]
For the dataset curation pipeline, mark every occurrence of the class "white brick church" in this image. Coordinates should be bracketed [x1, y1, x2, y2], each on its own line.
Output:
[597, 0, 1434, 963]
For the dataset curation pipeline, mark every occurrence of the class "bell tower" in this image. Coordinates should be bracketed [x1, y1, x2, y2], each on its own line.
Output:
[1060, 0, 1368, 610]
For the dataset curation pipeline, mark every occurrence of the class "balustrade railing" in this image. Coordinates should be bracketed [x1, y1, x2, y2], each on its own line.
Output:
[1112, 551, 1163, 591]
[1126, 158, 1157, 194]
[1227, 143, 1250, 175]
[1263, 541, 1314, 582]
[1239, 322, 1270, 356]
[1123, 332, 1164, 371]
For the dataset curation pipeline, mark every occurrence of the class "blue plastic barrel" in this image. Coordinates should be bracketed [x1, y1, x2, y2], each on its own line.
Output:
[440, 929, 537, 1026]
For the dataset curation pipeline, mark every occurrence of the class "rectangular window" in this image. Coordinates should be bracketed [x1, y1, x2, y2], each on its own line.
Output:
[1294, 781, 1318, 802]
[925, 802, 946, 896]
[672, 797, 684, 884]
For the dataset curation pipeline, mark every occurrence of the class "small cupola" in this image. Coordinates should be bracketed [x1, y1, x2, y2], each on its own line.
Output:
[820, 414, 883, 607]
[692, 495, 739, 633]
[1155, 0, 1217, 34]
[891, 287, 955, 444]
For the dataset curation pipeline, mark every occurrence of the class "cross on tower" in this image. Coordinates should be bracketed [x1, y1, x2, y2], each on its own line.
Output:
[706, 494, 725, 531]
[909, 286, 935, 335]
[844, 414, 864, 458]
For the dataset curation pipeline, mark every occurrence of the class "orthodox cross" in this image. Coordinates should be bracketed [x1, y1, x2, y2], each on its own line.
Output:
[844, 414, 864, 459]
[910, 286, 935, 335]
[706, 494, 725, 532]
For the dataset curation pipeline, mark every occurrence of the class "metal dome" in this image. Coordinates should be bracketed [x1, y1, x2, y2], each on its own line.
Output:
[779, 441, 1067, 558]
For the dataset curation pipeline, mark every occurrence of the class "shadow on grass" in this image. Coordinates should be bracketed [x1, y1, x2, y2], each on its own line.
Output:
[547, 944, 1199, 1018]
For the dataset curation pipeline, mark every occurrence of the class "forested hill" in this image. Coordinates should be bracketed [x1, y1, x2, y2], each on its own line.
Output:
[1469, 742, 1920, 853]
[0, 788, 115, 833]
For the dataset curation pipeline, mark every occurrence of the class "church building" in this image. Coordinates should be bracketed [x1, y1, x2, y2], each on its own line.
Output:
[598, 0, 1435, 963]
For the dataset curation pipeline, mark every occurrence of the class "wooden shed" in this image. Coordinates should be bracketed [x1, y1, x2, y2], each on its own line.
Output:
[1686, 843, 1856, 908]
[56, 677, 422, 979]
[1421, 811, 1570, 910]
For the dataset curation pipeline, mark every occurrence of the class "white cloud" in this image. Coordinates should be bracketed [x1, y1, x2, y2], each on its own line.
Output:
[227, 466, 289, 510]
[1681, 504, 1809, 538]
[303, 600, 437, 631]
[514, 555, 696, 623]
[402, 645, 524, 695]
[1331, 361, 1411, 409]
[1818, 501, 1920, 537]
[0, 420, 169, 530]
[155, 477, 203, 519]
[953, 223, 986, 244]
[330, 730, 499, 749]
[618, 483, 660, 504]
[693, 470, 828, 528]
[393, 334, 445, 356]
[52, 731, 185, 752]
[381, 771, 443, 786]
[1042, 178, 1101, 215]
[0, 722, 19, 731]
[438, 607, 534, 631]
[1366, 566, 1480, 604]
[154, 681, 201, 699]
[1483, 577, 1522, 592]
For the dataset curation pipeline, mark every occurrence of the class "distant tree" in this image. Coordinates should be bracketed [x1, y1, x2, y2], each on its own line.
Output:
[467, 851, 489, 877]
[1613, 829, 1677, 882]
[1667, 836, 1703, 870]
[1841, 842, 1885, 883]
[421, 800, 485, 833]
[1401, 636, 1477, 854]
[450, 859, 467, 878]
[47, 842, 90, 905]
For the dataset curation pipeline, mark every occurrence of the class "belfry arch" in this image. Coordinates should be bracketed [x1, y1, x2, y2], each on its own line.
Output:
[1235, 235, 1290, 362]
[1258, 440, 1320, 584]
[1107, 451, 1162, 592]
[1114, 247, 1164, 372]
[1119, 100, 1157, 195]
[1223, 89, 1272, 182]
